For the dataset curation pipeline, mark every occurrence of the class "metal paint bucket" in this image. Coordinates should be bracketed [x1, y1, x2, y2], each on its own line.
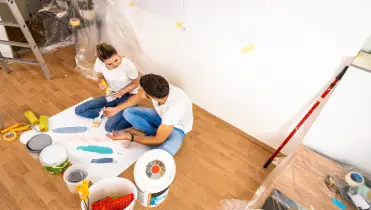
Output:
[26, 134, 52, 159]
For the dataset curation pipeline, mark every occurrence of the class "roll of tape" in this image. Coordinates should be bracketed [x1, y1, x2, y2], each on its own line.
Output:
[345, 171, 364, 187]
[3, 131, 17, 142]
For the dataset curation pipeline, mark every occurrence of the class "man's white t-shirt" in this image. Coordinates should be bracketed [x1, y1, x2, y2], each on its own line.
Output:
[152, 84, 193, 134]
[94, 57, 139, 94]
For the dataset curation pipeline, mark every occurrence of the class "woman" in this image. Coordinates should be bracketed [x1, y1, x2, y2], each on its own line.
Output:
[75, 42, 139, 132]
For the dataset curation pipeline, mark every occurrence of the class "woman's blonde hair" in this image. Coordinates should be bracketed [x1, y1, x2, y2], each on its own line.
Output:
[96, 42, 117, 61]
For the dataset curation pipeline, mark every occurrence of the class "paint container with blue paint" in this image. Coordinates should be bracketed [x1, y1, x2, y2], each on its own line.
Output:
[346, 171, 365, 194]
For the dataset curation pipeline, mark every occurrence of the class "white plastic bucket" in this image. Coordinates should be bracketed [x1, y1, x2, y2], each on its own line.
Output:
[39, 144, 69, 174]
[134, 149, 176, 207]
[63, 164, 89, 194]
[80, 177, 137, 210]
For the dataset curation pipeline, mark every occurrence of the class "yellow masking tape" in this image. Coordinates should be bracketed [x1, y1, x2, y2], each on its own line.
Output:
[3, 131, 17, 142]
[241, 44, 255, 54]
[176, 21, 183, 28]
[1, 123, 20, 135]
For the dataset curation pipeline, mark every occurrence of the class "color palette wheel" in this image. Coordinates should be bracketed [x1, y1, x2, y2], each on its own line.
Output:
[146, 160, 166, 180]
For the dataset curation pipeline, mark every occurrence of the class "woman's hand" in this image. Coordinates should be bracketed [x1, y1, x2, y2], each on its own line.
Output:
[103, 107, 120, 117]
[110, 90, 124, 98]
[107, 131, 131, 140]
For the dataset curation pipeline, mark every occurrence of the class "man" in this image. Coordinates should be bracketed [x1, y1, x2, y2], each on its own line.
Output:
[103, 74, 193, 156]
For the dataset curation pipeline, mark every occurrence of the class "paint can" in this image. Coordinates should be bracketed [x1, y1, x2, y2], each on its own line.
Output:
[26, 134, 52, 159]
[40, 144, 69, 175]
[134, 149, 176, 207]
[81, 178, 137, 210]
[63, 164, 89, 194]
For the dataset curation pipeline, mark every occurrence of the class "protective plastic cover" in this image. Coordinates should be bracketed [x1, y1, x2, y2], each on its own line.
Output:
[219, 145, 370, 210]
[30, 0, 151, 80]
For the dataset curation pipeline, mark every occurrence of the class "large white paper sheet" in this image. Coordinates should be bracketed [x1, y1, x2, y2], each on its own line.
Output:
[20, 98, 149, 183]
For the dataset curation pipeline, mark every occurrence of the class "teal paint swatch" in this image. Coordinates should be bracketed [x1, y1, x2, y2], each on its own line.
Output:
[76, 145, 113, 154]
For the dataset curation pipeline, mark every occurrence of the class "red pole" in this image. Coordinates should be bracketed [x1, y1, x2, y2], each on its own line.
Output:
[263, 66, 348, 168]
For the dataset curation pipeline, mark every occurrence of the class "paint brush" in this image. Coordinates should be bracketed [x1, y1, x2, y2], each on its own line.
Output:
[92, 108, 105, 128]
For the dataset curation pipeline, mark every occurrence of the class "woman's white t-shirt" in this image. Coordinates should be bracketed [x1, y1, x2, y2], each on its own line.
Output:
[94, 57, 139, 94]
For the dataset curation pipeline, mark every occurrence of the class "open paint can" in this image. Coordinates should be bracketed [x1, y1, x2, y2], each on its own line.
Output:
[63, 164, 89, 194]
[40, 144, 69, 174]
[26, 134, 52, 159]
[134, 149, 176, 207]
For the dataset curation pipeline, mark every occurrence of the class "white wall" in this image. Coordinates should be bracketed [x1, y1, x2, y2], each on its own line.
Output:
[362, 35, 371, 52]
[113, 0, 371, 154]
[303, 66, 371, 175]
[0, 16, 13, 58]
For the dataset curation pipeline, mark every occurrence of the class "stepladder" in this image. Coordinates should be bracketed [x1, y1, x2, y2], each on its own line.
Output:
[0, 0, 52, 79]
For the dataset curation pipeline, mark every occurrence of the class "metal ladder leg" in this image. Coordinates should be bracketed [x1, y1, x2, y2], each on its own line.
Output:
[0, 51, 10, 73]
[0, 0, 52, 79]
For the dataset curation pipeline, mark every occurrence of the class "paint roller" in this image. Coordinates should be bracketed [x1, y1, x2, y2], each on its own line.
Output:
[39, 115, 49, 132]
[24, 110, 39, 125]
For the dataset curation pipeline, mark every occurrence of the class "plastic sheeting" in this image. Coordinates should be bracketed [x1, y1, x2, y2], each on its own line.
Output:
[29, 0, 150, 80]
[219, 145, 370, 210]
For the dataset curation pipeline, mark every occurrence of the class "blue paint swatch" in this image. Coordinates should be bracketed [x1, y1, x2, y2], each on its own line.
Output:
[76, 145, 113, 154]
[91, 158, 115, 163]
[332, 198, 346, 210]
[53, 126, 88, 133]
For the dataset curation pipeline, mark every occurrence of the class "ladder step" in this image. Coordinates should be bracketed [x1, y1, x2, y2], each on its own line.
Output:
[0, 40, 30, 48]
[0, 57, 39, 65]
[0, 21, 20, 27]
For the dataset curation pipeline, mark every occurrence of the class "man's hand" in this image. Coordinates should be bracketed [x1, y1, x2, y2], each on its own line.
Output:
[103, 107, 120, 117]
[107, 131, 131, 140]
[99, 82, 106, 90]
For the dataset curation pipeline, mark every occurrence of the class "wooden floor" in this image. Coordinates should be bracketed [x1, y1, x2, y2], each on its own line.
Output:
[0, 47, 273, 210]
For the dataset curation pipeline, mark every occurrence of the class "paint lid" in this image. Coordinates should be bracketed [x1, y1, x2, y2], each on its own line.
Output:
[68, 170, 86, 183]
[40, 144, 68, 167]
[26, 134, 52, 153]
[134, 149, 176, 193]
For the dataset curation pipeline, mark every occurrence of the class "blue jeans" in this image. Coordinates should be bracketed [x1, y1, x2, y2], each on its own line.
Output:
[123, 107, 185, 156]
[75, 94, 133, 132]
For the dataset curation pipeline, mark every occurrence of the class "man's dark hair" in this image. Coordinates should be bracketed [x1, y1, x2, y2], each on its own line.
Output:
[96, 42, 117, 61]
[140, 74, 170, 99]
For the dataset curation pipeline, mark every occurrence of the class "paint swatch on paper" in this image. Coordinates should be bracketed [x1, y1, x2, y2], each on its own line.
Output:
[76, 145, 113, 154]
[53, 126, 88, 133]
[91, 158, 115, 164]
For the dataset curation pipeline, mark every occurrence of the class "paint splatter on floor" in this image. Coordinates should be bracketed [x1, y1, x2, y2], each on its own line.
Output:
[76, 145, 113, 154]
